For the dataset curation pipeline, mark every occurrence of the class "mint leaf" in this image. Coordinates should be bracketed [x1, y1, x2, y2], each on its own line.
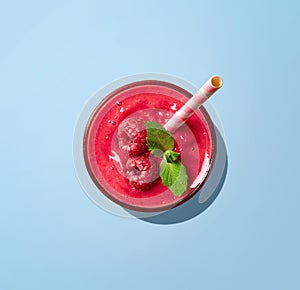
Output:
[151, 148, 164, 157]
[164, 150, 180, 163]
[160, 160, 188, 196]
[146, 122, 174, 153]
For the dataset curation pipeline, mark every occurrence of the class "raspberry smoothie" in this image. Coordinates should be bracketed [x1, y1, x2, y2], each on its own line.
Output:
[83, 80, 216, 212]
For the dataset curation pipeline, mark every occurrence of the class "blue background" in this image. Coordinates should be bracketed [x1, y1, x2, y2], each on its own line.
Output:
[1, 0, 299, 289]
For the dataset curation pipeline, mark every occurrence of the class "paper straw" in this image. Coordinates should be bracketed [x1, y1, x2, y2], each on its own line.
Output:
[164, 76, 223, 133]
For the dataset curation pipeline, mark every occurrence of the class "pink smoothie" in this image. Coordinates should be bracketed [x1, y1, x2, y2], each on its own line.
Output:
[83, 80, 216, 212]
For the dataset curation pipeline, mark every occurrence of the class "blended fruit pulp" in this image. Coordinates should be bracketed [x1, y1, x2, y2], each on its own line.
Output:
[84, 81, 215, 212]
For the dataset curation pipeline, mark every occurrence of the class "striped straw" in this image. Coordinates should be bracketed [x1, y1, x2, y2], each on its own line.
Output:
[164, 76, 223, 133]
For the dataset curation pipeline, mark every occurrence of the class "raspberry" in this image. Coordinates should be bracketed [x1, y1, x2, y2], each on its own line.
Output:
[128, 129, 148, 156]
[117, 118, 148, 156]
[126, 155, 159, 190]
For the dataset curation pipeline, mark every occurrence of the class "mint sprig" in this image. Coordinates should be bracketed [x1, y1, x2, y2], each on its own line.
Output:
[146, 122, 188, 196]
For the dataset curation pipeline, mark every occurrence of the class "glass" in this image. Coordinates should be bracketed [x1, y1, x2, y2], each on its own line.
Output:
[73, 73, 224, 218]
